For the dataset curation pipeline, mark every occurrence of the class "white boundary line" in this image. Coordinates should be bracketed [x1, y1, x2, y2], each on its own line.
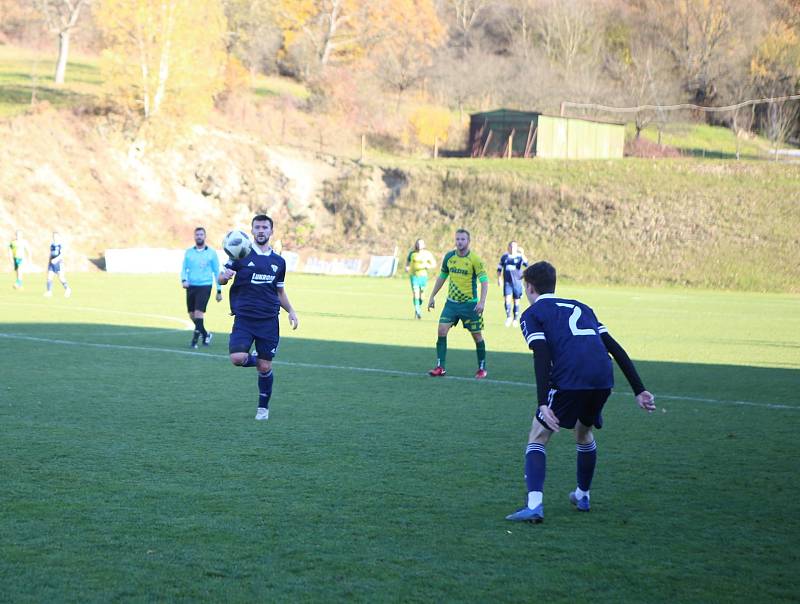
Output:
[0, 332, 796, 411]
[0, 301, 194, 329]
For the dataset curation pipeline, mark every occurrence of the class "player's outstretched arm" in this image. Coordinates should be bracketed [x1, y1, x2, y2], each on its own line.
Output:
[601, 332, 655, 412]
[278, 288, 299, 330]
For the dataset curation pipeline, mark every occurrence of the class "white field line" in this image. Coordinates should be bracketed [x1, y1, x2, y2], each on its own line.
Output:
[0, 332, 796, 411]
[0, 301, 194, 329]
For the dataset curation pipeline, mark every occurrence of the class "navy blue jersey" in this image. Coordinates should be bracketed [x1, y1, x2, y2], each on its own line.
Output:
[519, 294, 613, 390]
[49, 243, 63, 262]
[498, 253, 527, 285]
[226, 247, 286, 319]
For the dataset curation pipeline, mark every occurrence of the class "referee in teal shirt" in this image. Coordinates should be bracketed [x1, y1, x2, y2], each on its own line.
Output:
[181, 227, 222, 348]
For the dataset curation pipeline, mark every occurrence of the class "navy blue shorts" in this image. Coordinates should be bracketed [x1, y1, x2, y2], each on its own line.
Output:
[229, 315, 280, 360]
[536, 388, 611, 430]
[48, 262, 62, 274]
[503, 282, 523, 298]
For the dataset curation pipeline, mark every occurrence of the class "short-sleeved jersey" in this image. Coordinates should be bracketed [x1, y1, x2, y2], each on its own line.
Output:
[498, 253, 528, 285]
[226, 247, 286, 319]
[406, 249, 436, 277]
[181, 246, 220, 287]
[49, 243, 63, 263]
[440, 250, 488, 303]
[9, 239, 26, 259]
[519, 293, 613, 390]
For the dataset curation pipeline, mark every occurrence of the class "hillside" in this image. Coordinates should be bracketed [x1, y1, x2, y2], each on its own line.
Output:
[1, 106, 798, 292]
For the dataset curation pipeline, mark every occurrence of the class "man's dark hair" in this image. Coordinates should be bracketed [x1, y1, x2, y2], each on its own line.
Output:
[523, 261, 557, 294]
[252, 214, 273, 228]
[194, 227, 205, 234]
[455, 228, 470, 240]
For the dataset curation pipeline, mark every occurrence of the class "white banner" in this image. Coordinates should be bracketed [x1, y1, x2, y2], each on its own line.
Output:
[105, 248, 228, 273]
[366, 255, 398, 277]
[302, 256, 364, 275]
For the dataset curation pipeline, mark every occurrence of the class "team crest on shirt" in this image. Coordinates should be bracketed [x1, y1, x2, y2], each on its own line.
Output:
[271, 264, 278, 272]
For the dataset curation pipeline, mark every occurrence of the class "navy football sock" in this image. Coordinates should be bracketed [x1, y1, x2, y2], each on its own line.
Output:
[504, 301, 511, 318]
[513, 301, 520, 318]
[258, 370, 273, 409]
[524, 443, 546, 493]
[576, 441, 597, 491]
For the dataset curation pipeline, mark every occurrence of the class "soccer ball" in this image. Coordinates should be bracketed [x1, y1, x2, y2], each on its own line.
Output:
[222, 230, 252, 260]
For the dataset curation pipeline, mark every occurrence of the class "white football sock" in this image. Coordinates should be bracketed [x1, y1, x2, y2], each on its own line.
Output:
[527, 491, 543, 509]
[575, 487, 590, 499]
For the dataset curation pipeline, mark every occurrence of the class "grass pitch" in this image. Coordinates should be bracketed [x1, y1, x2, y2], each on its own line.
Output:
[1, 273, 798, 602]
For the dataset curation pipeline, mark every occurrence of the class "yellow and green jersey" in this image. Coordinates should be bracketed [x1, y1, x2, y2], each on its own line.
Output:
[406, 249, 436, 277]
[440, 249, 488, 303]
[9, 239, 25, 259]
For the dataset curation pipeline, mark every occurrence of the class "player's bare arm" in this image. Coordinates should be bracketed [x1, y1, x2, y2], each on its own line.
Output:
[427, 275, 447, 310]
[278, 288, 299, 330]
[537, 405, 560, 432]
[474, 280, 488, 314]
[218, 268, 235, 285]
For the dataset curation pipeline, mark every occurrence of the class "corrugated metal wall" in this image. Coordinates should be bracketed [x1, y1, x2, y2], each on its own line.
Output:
[536, 115, 624, 159]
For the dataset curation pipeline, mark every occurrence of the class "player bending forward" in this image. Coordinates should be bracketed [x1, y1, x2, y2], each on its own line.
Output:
[218, 214, 299, 421]
[506, 261, 655, 523]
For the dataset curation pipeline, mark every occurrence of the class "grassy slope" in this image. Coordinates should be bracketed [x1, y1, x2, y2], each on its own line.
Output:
[0, 273, 798, 602]
[1, 45, 798, 292]
[0, 45, 102, 117]
[335, 157, 800, 292]
[628, 122, 776, 159]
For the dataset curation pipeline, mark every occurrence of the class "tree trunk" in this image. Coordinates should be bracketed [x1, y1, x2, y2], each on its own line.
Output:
[54, 30, 70, 85]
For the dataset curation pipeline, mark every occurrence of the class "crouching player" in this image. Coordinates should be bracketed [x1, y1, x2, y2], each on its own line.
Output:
[218, 214, 299, 421]
[506, 261, 655, 523]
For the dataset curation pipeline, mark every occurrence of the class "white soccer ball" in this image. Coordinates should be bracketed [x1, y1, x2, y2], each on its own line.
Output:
[222, 230, 252, 260]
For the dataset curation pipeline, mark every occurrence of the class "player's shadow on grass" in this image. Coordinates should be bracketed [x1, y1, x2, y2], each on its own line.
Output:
[0, 323, 797, 409]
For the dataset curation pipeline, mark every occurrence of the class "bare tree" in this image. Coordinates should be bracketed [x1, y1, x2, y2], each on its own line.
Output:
[633, 0, 758, 105]
[35, 0, 91, 84]
[537, 0, 601, 72]
[766, 99, 800, 158]
[446, 0, 491, 52]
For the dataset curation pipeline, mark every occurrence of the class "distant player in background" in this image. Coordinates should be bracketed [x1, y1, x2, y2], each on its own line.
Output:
[218, 214, 299, 421]
[427, 229, 489, 379]
[405, 239, 436, 319]
[8, 230, 29, 289]
[497, 241, 528, 327]
[44, 232, 71, 298]
[505, 261, 655, 523]
[181, 227, 222, 349]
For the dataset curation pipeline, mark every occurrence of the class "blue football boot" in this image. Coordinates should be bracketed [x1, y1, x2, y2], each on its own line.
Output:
[505, 504, 544, 523]
[569, 491, 591, 512]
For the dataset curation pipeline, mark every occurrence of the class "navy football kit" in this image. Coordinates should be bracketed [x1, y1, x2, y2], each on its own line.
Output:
[226, 246, 286, 360]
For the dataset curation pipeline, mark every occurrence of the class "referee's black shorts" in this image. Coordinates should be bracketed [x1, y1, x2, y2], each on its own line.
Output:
[186, 285, 212, 313]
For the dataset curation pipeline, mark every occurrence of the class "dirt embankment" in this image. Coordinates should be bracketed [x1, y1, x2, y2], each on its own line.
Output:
[0, 108, 345, 270]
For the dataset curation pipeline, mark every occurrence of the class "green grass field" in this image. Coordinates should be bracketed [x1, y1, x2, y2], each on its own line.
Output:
[1, 272, 799, 602]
